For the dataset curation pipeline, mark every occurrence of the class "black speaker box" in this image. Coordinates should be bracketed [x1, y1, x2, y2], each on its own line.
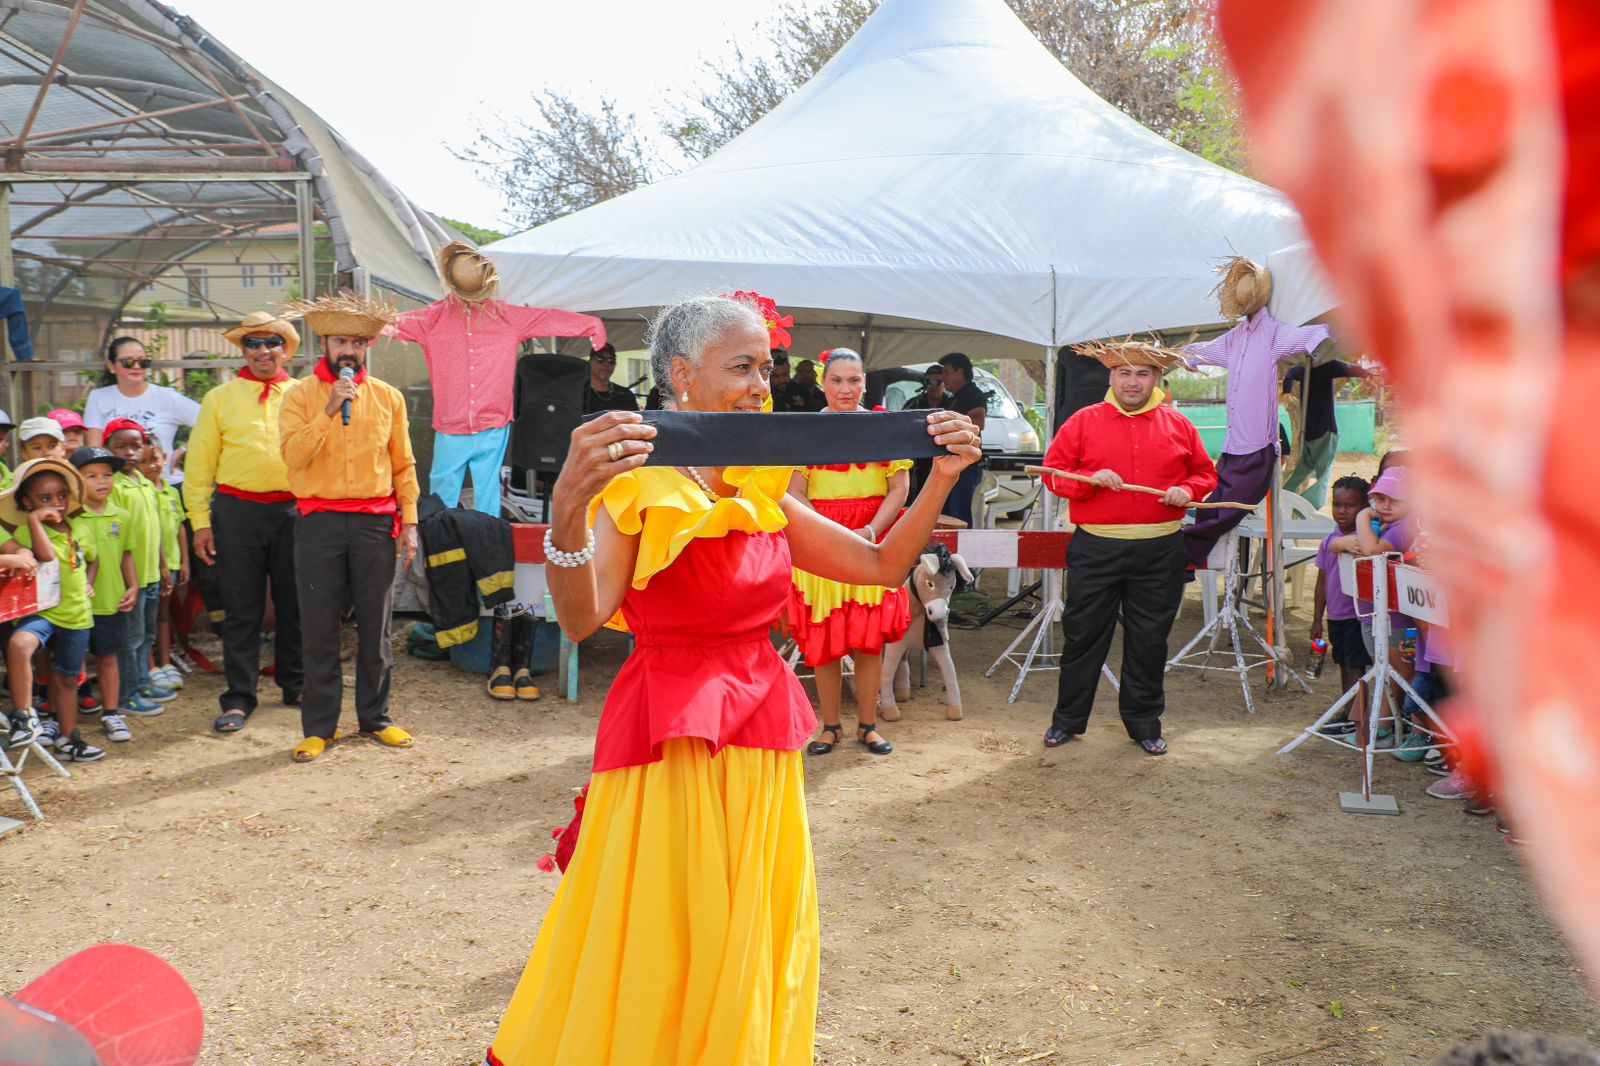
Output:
[1054, 349, 1110, 429]
[511, 354, 588, 470]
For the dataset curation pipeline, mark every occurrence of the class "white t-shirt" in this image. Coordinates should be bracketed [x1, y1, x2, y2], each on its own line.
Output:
[83, 383, 201, 483]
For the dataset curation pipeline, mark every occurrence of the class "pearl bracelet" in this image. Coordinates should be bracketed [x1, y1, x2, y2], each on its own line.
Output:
[543, 527, 596, 568]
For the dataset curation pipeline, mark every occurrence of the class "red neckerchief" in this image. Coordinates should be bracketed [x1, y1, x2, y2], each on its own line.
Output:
[313, 358, 368, 385]
[236, 365, 291, 404]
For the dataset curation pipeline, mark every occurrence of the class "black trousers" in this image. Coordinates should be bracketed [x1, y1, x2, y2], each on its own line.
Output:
[293, 511, 397, 739]
[213, 494, 303, 714]
[1053, 530, 1187, 740]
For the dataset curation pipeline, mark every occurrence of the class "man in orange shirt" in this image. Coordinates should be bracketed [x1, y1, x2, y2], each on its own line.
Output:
[278, 292, 420, 763]
[1039, 342, 1218, 755]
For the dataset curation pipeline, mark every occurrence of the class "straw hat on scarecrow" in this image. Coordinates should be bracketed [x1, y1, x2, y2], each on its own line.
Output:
[1213, 256, 1273, 320]
[1072, 337, 1186, 372]
[0, 457, 84, 527]
[281, 291, 396, 340]
[222, 310, 301, 358]
[437, 240, 500, 304]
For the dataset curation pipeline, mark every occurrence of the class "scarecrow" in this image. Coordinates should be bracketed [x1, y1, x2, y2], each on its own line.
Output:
[384, 241, 607, 514]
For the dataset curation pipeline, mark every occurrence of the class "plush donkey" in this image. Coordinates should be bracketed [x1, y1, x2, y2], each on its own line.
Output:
[880, 543, 973, 722]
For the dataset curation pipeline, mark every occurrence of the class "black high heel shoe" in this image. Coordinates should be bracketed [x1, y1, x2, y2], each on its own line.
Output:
[857, 722, 893, 756]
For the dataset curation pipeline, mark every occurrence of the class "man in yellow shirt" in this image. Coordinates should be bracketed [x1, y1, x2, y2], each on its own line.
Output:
[184, 311, 304, 735]
[278, 292, 420, 763]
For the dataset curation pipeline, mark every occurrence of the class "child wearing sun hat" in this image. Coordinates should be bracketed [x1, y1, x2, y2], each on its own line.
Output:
[0, 458, 102, 761]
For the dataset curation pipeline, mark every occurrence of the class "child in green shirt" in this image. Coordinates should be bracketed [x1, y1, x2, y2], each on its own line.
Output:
[0, 458, 102, 762]
[104, 418, 174, 713]
[72, 447, 140, 744]
[140, 441, 190, 691]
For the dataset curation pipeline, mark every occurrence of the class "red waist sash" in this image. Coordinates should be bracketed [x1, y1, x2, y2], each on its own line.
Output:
[218, 484, 294, 505]
[296, 495, 400, 537]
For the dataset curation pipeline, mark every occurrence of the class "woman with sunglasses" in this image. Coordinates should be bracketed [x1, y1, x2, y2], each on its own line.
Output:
[83, 337, 200, 487]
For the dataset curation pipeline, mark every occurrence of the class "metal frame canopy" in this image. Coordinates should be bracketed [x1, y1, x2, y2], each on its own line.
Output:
[0, 0, 452, 363]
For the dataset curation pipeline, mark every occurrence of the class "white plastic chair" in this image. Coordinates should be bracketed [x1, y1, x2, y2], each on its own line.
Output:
[1236, 489, 1333, 609]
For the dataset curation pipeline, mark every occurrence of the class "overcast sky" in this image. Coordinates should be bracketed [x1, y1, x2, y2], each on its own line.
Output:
[177, 0, 794, 233]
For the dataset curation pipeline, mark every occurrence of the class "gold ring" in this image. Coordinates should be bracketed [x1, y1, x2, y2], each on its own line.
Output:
[607, 441, 625, 462]
[968, 431, 979, 445]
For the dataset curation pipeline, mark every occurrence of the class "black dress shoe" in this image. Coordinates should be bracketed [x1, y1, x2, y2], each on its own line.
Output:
[857, 723, 892, 756]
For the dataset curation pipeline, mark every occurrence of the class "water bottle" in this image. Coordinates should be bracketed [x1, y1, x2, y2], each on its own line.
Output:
[1399, 626, 1418, 664]
[1308, 638, 1328, 679]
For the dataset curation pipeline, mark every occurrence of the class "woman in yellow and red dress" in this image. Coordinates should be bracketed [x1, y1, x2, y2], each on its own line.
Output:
[485, 295, 981, 1066]
[787, 348, 911, 757]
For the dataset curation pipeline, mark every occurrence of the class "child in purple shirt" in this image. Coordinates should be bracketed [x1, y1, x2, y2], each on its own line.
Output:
[1312, 476, 1372, 736]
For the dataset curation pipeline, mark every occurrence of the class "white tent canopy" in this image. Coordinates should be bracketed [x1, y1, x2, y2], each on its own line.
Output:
[489, 0, 1312, 366]
[1267, 241, 1341, 328]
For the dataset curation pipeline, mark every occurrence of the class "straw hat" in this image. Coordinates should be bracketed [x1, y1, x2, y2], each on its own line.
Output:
[0, 457, 84, 526]
[222, 311, 301, 358]
[437, 241, 500, 303]
[1072, 337, 1185, 372]
[1214, 256, 1272, 320]
[281, 291, 397, 340]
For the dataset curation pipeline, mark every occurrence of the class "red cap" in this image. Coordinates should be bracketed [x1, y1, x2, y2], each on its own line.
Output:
[8, 945, 203, 1065]
[100, 418, 148, 443]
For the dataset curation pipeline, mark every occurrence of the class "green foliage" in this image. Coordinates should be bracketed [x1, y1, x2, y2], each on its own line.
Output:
[1166, 52, 1250, 173]
[439, 217, 509, 246]
[1163, 370, 1227, 402]
[1022, 404, 1048, 447]
[143, 302, 170, 358]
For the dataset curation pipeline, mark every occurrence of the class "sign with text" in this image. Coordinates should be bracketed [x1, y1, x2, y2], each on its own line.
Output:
[1393, 564, 1449, 627]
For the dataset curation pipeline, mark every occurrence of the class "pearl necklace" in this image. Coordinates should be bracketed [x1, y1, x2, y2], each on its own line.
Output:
[686, 466, 722, 500]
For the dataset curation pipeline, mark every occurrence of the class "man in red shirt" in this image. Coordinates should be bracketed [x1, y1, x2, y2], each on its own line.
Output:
[1040, 342, 1218, 755]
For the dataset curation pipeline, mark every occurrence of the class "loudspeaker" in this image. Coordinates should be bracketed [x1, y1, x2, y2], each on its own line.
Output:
[1054, 348, 1110, 429]
[511, 354, 587, 470]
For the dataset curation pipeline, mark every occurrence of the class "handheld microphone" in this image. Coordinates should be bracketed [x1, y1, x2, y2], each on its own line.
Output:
[339, 365, 355, 425]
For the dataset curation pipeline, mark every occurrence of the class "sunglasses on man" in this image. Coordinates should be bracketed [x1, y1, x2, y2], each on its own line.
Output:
[241, 337, 285, 351]
[117, 357, 153, 369]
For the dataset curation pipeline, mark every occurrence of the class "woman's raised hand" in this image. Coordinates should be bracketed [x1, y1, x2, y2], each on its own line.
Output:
[551, 411, 656, 515]
[925, 409, 983, 477]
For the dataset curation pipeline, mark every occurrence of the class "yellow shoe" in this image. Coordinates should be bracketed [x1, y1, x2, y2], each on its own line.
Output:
[292, 731, 338, 763]
[364, 725, 414, 748]
[487, 667, 516, 700]
[513, 670, 540, 701]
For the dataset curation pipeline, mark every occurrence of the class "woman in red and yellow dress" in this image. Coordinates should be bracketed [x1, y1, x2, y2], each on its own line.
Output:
[788, 348, 911, 757]
[485, 295, 981, 1066]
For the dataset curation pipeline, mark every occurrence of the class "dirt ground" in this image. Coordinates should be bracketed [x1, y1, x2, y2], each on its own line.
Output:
[4, 459, 1598, 1065]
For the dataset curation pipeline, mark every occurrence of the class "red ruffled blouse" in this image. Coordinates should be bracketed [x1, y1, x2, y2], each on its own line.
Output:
[586, 467, 818, 774]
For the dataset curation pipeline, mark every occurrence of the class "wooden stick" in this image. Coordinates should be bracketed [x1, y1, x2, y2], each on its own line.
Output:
[1023, 466, 1260, 511]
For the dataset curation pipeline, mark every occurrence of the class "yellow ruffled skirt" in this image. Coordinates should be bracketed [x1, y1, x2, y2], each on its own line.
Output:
[487, 738, 819, 1065]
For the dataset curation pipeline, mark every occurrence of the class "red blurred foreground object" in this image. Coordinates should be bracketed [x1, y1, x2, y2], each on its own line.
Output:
[1218, 0, 1600, 995]
[1, 945, 203, 1065]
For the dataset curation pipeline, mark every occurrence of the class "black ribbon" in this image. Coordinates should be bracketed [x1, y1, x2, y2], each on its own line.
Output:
[581, 410, 946, 467]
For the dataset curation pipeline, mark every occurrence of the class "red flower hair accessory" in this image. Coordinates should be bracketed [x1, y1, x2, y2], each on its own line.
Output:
[536, 784, 589, 874]
[819, 349, 834, 364]
[724, 290, 795, 349]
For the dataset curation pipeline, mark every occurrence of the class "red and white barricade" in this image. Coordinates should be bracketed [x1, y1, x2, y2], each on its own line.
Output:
[929, 529, 1070, 569]
[1284, 554, 1453, 814]
[1, 560, 66, 823]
